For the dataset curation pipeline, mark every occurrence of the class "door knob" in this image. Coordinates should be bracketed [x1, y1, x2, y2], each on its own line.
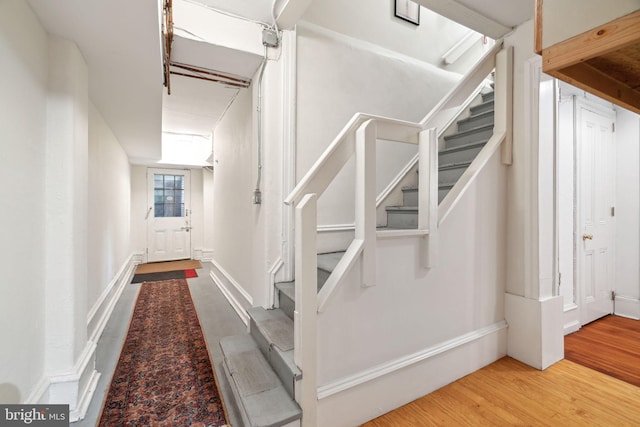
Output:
[582, 234, 593, 240]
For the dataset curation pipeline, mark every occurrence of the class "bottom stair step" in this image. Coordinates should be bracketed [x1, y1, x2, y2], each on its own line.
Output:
[220, 334, 301, 427]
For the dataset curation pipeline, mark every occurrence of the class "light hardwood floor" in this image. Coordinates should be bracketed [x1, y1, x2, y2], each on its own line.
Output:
[363, 356, 640, 426]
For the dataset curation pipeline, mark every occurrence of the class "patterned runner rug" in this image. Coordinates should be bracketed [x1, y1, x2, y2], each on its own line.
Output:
[98, 279, 227, 426]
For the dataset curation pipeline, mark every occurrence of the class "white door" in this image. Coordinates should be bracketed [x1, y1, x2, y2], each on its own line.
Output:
[147, 168, 191, 262]
[577, 105, 615, 325]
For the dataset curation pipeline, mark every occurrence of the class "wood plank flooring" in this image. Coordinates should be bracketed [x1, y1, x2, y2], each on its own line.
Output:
[363, 356, 640, 426]
[565, 314, 640, 387]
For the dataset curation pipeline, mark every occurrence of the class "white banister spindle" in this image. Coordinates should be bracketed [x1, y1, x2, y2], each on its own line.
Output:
[294, 193, 318, 427]
[418, 128, 438, 268]
[355, 120, 377, 287]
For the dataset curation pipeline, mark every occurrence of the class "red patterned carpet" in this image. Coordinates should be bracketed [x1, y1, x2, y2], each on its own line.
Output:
[98, 279, 227, 426]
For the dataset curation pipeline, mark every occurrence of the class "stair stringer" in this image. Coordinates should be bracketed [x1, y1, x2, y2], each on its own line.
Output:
[314, 146, 508, 427]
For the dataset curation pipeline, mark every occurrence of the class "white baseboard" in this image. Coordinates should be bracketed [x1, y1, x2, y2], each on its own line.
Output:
[25, 377, 50, 404]
[209, 259, 252, 325]
[201, 249, 214, 261]
[317, 321, 507, 426]
[132, 251, 145, 264]
[44, 341, 100, 422]
[615, 295, 640, 320]
[563, 303, 580, 335]
[87, 253, 137, 343]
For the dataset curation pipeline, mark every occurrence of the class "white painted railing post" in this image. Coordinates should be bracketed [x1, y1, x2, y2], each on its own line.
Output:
[294, 193, 318, 427]
[355, 120, 377, 287]
[418, 128, 438, 268]
[495, 46, 514, 165]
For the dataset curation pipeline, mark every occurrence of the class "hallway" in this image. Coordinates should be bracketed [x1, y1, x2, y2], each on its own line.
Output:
[74, 263, 246, 426]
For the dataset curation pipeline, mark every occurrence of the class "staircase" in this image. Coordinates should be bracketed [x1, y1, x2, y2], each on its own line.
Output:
[220, 90, 495, 425]
[384, 90, 494, 229]
[219, 253, 342, 426]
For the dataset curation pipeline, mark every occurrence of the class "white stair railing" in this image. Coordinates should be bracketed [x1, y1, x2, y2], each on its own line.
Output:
[285, 43, 512, 427]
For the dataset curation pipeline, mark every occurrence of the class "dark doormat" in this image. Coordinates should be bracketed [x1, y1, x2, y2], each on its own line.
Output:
[131, 269, 198, 284]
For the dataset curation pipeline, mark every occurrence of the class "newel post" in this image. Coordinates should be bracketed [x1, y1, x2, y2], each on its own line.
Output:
[355, 119, 377, 287]
[495, 46, 514, 165]
[294, 193, 318, 427]
[419, 128, 438, 268]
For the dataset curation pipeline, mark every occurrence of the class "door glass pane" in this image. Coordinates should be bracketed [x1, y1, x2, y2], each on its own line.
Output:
[153, 174, 185, 217]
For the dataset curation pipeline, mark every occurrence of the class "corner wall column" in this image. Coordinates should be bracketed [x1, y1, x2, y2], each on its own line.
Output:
[44, 36, 99, 421]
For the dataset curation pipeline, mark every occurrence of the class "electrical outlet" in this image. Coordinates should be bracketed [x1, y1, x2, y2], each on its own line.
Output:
[262, 28, 279, 48]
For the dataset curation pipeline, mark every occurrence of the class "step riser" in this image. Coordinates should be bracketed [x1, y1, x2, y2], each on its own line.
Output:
[439, 188, 450, 203]
[439, 145, 484, 165]
[220, 334, 301, 426]
[248, 309, 300, 400]
[402, 189, 418, 207]
[470, 101, 494, 115]
[386, 210, 418, 228]
[317, 269, 330, 291]
[482, 91, 494, 102]
[444, 127, 493, 148]
[278, 290, 295, 320]
[457, 113, 494, 132]
[439, 166, 468, 185]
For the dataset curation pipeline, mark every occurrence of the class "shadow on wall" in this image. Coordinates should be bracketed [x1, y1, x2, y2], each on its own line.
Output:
[0, 383, 21, 404]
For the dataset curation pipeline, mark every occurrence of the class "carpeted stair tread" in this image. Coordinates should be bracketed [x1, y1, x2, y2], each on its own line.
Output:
[220, 334, 301, 427]
[248, 307, 294, 352]
[275, 281, 295, 302]
[317, 251, 344, 273]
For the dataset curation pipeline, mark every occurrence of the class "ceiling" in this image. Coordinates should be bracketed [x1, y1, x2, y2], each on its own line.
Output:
[28, 0, 164, 160]
[27, 0, 534, 164]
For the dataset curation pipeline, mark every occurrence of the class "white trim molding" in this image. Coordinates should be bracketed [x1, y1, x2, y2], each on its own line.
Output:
[317, 320, 507, 399]
[87, 253, 137, 343]
[25, 377, 50, 405]
[614, 295, 640, 320]
[563, 303, 580, 335]
[317, 223, 355, 233]
[43, 341, 100, 422]
[209, 259, 253, 325]
[316, 320, 507, 426]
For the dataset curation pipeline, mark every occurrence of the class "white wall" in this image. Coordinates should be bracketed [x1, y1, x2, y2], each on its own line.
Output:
[211, 81, 263, 305]
[296, 24, 460, 249]
[203, 168, 215, 257]
[316, 148, 508, 426]
[615, 108, 640, 318]
[87, 102, 131, 311]
[190, 168, 205, 257]
[130, 165, 148, 258]
[0, 0, 48, 404]
[302, 0, 491, 74]
[209, 26, 290, 307]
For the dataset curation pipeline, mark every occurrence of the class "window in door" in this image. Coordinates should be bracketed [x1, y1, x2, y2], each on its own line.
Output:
[154, 174, 185, 217]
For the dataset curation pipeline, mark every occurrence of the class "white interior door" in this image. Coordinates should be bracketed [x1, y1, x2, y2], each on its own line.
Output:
[577, 105, 615, 325]
[147, 168, 191, 262]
